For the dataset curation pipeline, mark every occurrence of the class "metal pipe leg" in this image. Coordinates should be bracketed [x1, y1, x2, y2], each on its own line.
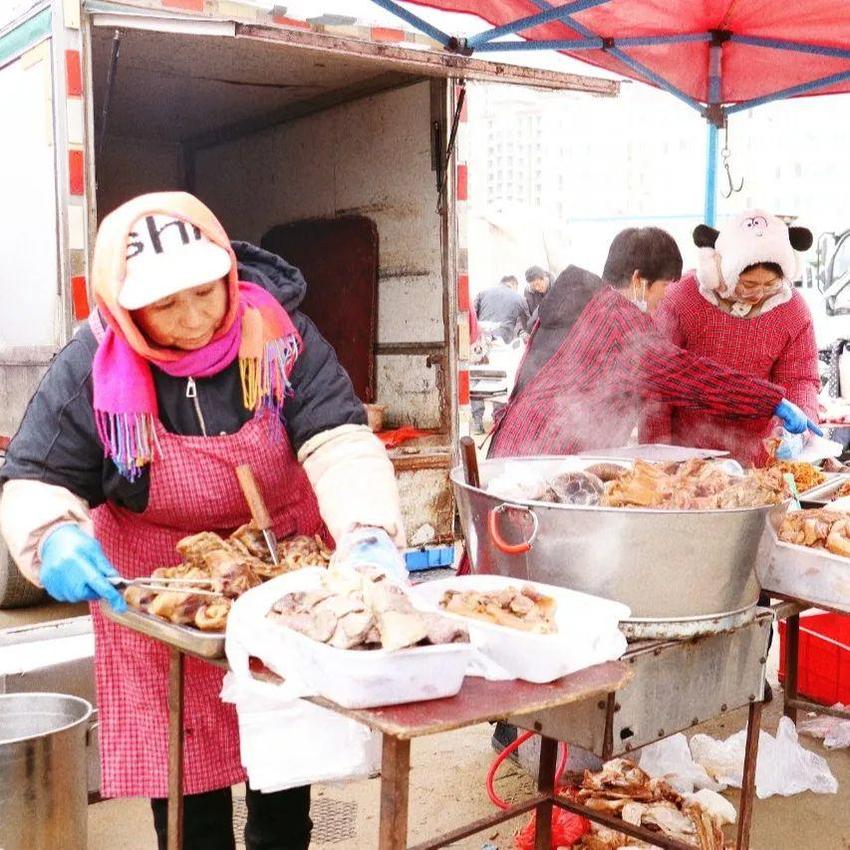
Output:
[167, 648, 185, 850]
[534, 737, 558, 850]
[784, 614, 800, 723]
[378, 734, 411, 850]
[736, 700, 763, 850]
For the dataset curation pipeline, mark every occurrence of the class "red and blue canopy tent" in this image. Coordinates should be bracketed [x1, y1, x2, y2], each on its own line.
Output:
[364, 0, 850, 224]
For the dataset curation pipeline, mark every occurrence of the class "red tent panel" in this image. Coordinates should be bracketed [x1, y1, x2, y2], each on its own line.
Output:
[408, 0, 850, 104]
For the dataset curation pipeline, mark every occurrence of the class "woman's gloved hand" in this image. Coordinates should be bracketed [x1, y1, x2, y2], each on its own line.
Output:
[774, 399, 823, 436]
[334, 526, 408, 583]
[40, 525, 127, 611]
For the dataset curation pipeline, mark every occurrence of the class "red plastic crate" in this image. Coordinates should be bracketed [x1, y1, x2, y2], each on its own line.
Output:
[779, 612, 850, 706]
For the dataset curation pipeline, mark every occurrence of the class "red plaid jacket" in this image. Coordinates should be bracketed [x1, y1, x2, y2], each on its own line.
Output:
[641, 274, 820, 467]
[489, 287, 784, 458]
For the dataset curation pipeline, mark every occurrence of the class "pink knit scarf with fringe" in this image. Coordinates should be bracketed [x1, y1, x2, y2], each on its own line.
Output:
[92, 281, 300, 479]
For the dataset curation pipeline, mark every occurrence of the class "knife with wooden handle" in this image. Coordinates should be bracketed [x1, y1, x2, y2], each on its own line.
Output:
[235, 464, 280, 565]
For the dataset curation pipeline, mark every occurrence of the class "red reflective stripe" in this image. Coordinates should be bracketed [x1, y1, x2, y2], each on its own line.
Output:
[458, 369, 470, 405]
[371, 27, 405, 41]
[271, 15, 311, 29]
[71, 275, 90, 320]
[69, 149, 84, 196]
[65, 50, 82, 97]
[459, 95, 468, 122]
[458, 274, 470, 312]
[162, 0, 204, 10]
[456, 164, 468, 201]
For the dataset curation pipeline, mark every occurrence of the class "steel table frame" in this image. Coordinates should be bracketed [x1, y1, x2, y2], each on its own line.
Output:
[146, 640, 765, 850]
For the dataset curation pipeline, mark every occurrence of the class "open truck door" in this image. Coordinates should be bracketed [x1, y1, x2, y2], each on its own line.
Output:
[0, 0, 617, 607]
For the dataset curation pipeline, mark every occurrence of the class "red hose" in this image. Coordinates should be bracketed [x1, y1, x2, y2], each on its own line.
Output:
[486, 731, 570, 811]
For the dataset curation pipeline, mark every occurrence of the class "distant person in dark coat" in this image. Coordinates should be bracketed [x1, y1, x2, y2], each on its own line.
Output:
[473, 275, 529, 343]
[523, 265, 551, 331]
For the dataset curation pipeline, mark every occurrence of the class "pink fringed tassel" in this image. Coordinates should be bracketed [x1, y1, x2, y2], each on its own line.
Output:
[95, 410, 161, 480]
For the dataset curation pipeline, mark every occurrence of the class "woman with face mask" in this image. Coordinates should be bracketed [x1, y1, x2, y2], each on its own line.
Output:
[642, 211, 821, 466]
[0, 192, 404, 850]
[488, 226, 818, 458]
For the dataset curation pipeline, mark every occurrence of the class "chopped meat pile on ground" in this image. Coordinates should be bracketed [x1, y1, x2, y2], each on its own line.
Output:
[569, 758, 727, 849]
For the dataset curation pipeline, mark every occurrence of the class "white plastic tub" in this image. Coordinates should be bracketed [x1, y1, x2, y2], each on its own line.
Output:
[410, 575, 630, 683]
[226, 569, 473, 709]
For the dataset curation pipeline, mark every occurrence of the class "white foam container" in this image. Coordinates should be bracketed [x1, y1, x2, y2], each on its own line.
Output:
[226, 568, 473, 709]
[410, 575, 630, 684]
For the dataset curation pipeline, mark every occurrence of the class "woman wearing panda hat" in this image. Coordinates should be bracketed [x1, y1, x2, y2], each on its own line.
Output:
[644, 211, 821, 465]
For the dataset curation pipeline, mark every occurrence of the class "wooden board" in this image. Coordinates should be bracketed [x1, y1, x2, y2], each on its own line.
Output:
[262, 215, 378, 402]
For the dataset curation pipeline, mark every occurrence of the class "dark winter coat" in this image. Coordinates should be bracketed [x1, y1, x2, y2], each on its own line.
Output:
[0, 242, 367, 512]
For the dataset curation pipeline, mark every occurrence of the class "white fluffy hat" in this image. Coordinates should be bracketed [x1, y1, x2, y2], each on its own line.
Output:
[694, 210, 813, 300]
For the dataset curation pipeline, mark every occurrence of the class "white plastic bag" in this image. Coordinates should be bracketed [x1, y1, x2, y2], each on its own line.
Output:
[225, 568, 472, 708]
[220, 672, 380, 793]
[690, 717, 838, 799]
[683, 790, 737, 826]
[638, 733, 723, 793]
[798, 705, 850, 750]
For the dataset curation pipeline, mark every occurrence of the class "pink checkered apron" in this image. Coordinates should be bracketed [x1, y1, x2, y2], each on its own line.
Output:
[91, 414, 326, 798]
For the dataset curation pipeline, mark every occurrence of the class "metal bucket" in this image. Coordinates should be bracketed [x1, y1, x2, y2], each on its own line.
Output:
[0, 692, 93, 850]
[452, 456, 785, 639]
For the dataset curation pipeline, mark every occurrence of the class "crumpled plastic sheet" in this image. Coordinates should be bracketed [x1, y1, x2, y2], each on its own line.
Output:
[798, 704, 850, 750]
[690, 717, 838, 799]
[638, 733, 723, 794]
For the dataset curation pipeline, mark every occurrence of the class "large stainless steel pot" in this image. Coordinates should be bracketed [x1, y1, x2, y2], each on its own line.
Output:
[452, 456, 785, 639]
[0, 692, 93, 850]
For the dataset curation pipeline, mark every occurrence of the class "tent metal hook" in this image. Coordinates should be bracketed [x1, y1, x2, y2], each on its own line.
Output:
[720, 123, 744, 199]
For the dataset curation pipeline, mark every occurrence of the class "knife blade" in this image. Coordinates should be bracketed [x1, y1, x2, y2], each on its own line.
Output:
[235, 464, 280, 565]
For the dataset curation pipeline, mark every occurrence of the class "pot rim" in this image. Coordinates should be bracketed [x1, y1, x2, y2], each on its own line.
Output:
[0, 692, 93, 746]
[451, 457, 789, 517]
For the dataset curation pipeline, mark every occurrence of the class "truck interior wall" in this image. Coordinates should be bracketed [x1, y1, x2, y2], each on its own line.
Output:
[96, 136, 183, 220]
[193, 81, 447, 431]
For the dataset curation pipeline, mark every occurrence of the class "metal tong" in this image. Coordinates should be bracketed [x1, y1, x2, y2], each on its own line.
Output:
[235, 464, 280, 565]
[108, 575, 222, 598]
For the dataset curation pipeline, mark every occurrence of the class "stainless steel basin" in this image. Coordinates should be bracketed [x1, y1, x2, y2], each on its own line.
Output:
[453, 456, 785, 638]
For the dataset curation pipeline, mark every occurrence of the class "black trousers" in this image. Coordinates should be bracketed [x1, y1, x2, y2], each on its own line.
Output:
[151, 784, 311, 850]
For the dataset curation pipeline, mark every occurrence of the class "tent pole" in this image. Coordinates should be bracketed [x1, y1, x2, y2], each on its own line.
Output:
[704, 122, 718, 226]
[703, 31, 727, 226]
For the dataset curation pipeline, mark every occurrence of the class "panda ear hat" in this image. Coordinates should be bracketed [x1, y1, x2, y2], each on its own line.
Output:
[693, 211, 813, 301]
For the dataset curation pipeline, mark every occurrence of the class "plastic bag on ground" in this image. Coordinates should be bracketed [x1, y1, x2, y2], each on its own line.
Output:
[513, 807, 589, 850]
[690, 716, 838, 799]
[798, 705, 850, 750]
[638, 733, 723, 793]
[220, 672, 380, 793]
[683, 789, 737, 825]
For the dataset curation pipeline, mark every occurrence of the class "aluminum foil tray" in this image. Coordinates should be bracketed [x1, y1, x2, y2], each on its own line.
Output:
[100, 604, 225, 658]
[759, 514, 850, 614]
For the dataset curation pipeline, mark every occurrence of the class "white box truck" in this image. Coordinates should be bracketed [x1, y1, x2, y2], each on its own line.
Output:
[0, 0, 615, 608]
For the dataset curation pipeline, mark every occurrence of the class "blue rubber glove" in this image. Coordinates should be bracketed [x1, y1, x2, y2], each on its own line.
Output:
[40, 525, 127, 611]
[774, 399, 823, 437]
[335, 527, 408, 583]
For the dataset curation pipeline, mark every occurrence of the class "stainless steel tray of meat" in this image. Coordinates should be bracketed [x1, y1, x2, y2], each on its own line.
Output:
[452, 454, 785, 638]
[100, 603, 225, 658]
[798, 473, 850, 506]
[757, 513, 850, 614]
